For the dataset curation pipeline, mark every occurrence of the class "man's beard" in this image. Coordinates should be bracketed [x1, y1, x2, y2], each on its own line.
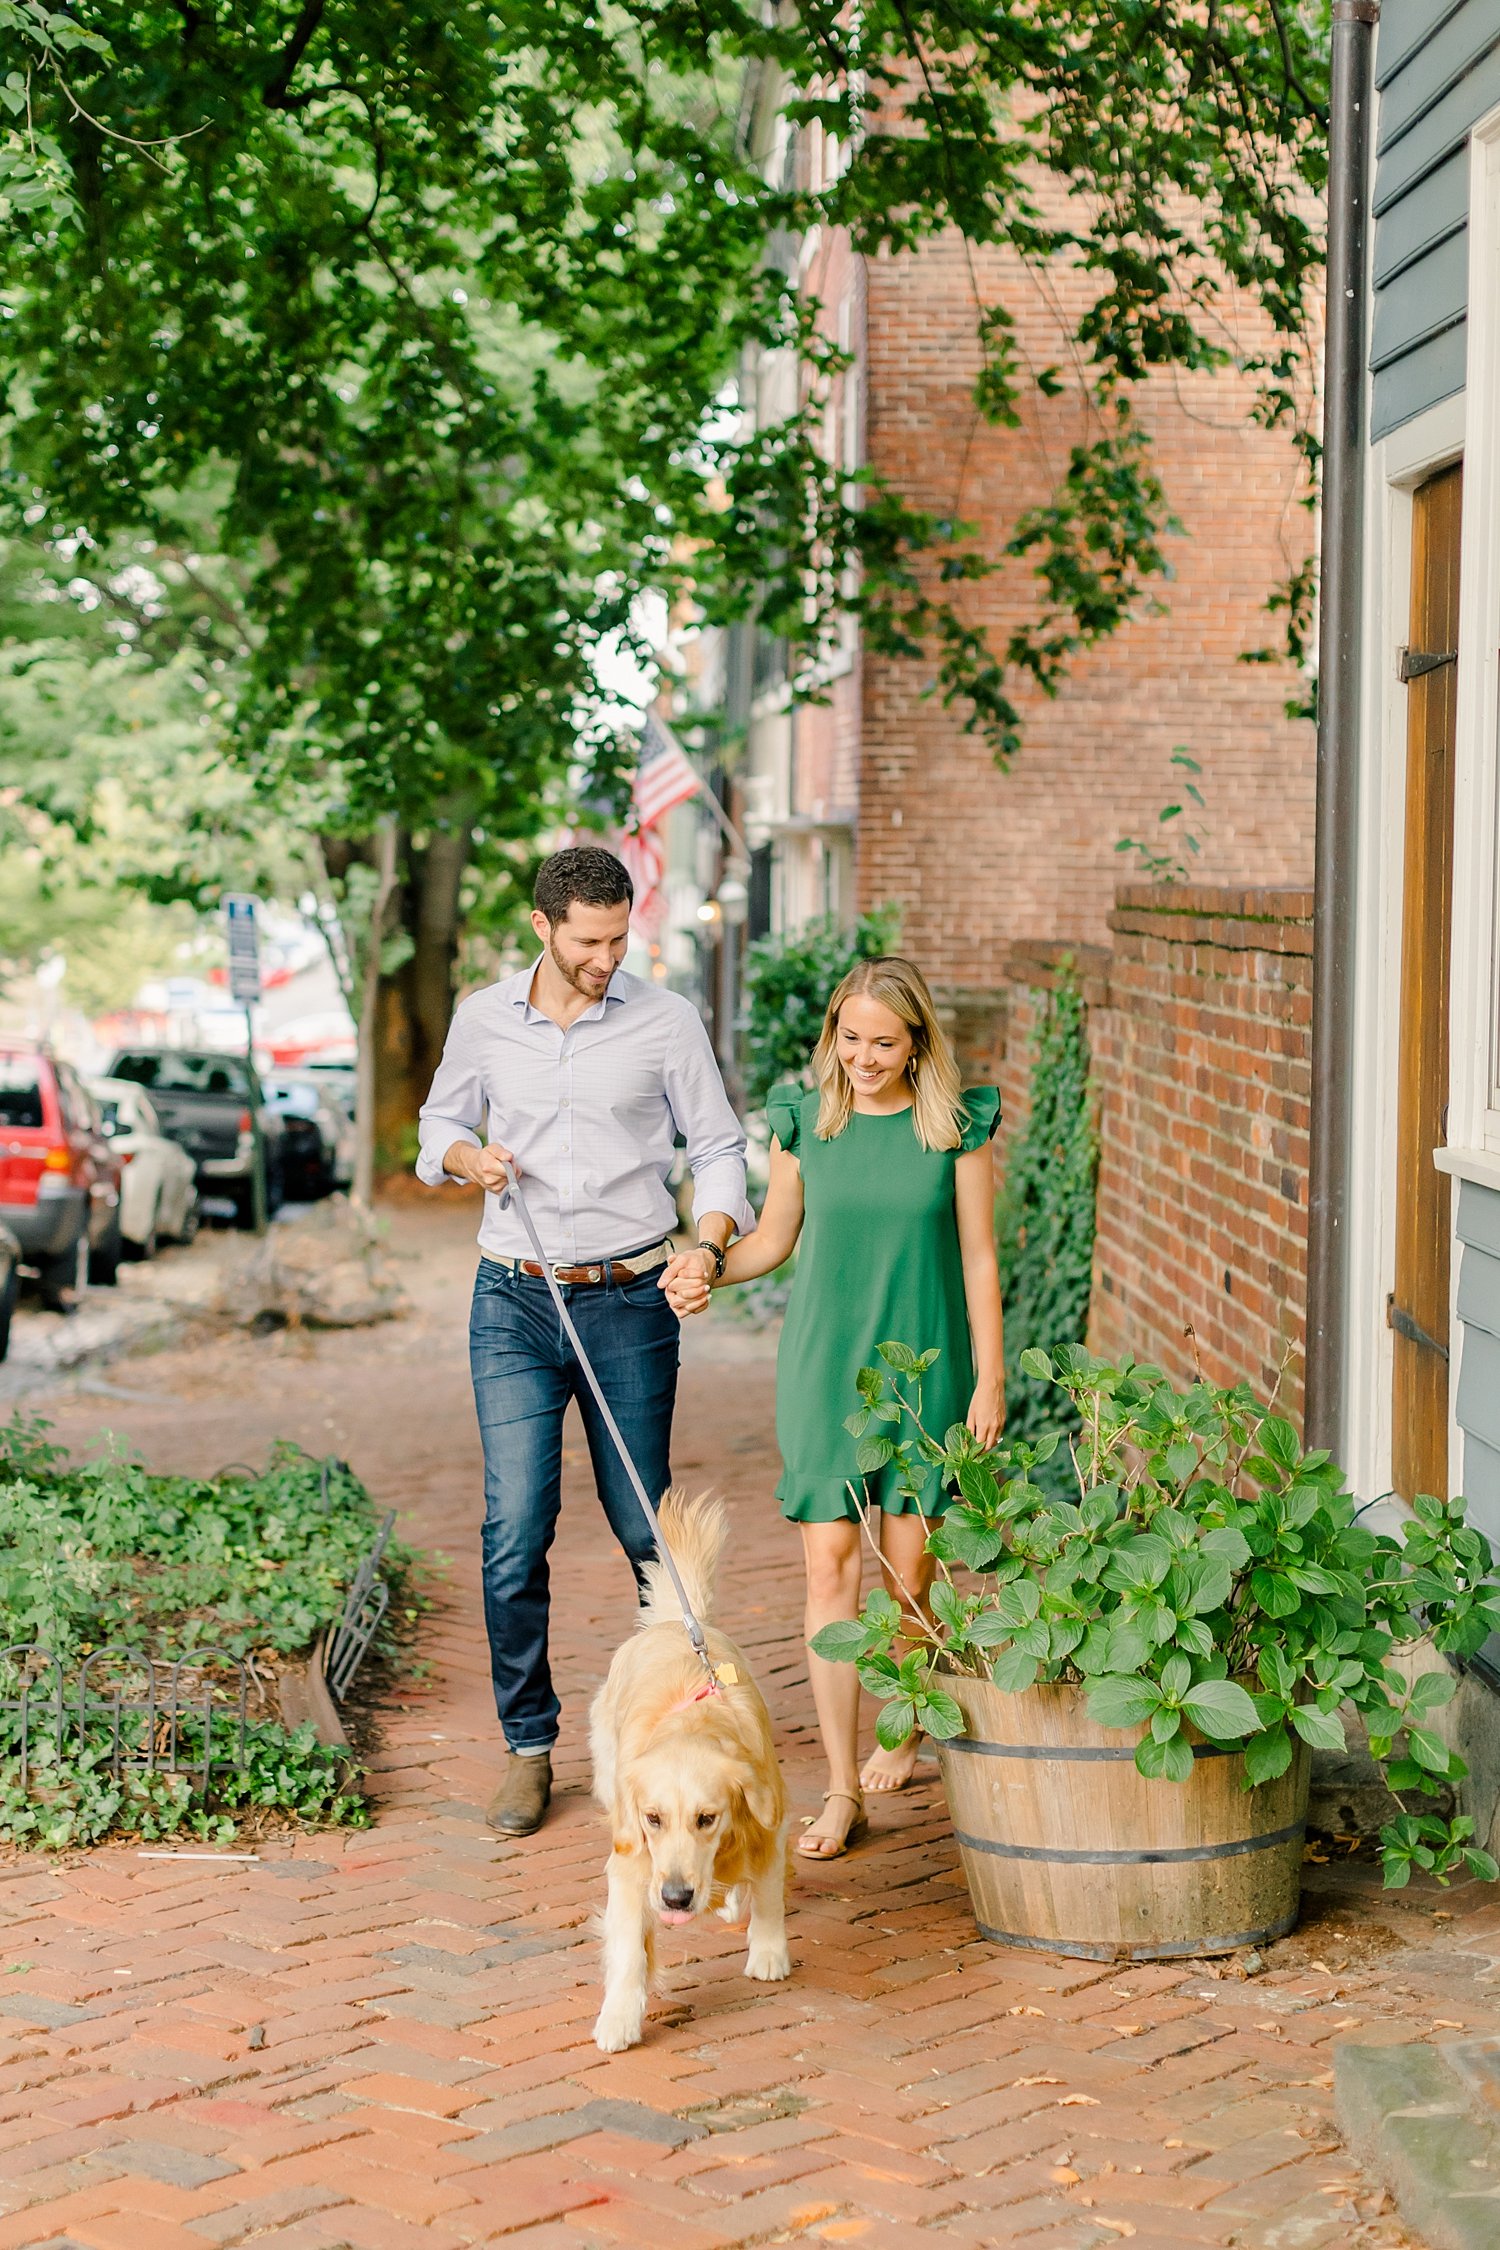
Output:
[548, 935, 612, 997]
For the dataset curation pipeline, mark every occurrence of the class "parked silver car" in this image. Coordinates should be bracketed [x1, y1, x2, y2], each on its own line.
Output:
[88, 1078, 201, 1257]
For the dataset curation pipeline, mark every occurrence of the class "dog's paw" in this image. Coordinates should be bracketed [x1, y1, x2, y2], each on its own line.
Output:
[593, 1999, 646, 2052]
[716, 1885, 749, 1928]
[745, 1939, 791, 1982]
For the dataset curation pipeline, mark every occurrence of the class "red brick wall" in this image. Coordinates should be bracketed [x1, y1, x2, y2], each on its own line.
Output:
[1000, 889, 1313, 1414]
[855, 233, 1316, 988]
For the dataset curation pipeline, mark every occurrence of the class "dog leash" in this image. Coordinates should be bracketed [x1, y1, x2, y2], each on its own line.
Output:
[497, 1162, 720, 1685]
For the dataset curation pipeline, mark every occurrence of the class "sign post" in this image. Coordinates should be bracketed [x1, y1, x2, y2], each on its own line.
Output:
[223, 895, 267, 1236]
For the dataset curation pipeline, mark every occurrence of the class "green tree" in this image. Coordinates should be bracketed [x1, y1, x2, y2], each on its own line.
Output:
[0, 1, 1327, 1150]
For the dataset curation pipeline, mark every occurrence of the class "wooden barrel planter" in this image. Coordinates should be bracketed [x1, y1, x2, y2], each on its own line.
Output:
[934, 1669, 1310, 1960]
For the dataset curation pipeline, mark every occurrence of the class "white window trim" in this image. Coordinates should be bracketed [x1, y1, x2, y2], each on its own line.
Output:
[1448, 108, 1500, 1155]
[1343, 386, 1465, 1505]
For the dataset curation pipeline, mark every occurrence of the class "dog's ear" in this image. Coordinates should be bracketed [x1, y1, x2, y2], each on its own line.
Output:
[737, 1774, 782, 1833]
[612, 1770, 644, 1851]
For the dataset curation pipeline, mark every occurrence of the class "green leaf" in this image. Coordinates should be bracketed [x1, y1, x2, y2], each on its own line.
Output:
[1181, 1679, 1262, 1739]
[875, 1698, 918, 1751]
[809, 1621, 870, 1662]
[995, 1578, 1041, 1626]
[1019, 1347, 1052, 1381]
[1250, 1569, 1302, 1619]
[1289, 1704, 1346, 1752]
[877, 1341, 923, 1374]
[1408, 1727, 1455, 1776]
[855, 1437, 896, 1475]
[1160, 1654, 1191, 1700]
[1086, 1674, 1163, 1730]
[1407, 1671, 1458, 1712]
[1242, 1727, 1294, 1785]
[989, 1648, 1041, 1694]
[917, 1690, 965, 1740]
[1136, 1733, 1194, 1782]
[1462, 1849, 1499, 1882]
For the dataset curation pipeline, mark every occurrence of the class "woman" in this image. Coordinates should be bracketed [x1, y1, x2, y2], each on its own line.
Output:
[665, 956, 1004, 1858]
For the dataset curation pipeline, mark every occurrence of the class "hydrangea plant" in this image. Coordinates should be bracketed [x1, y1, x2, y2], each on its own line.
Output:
[813, 1343, 1500, 1891]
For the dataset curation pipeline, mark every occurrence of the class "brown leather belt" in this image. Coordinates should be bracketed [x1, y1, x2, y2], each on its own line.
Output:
[490, 1240, 672, 1288]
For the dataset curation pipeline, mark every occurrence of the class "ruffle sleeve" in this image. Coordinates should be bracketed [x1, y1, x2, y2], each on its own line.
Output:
[765, 1080, 806, 1156]
[958, 1086, 1001, 1152]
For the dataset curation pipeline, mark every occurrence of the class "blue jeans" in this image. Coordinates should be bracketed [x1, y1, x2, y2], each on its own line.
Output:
[469, 1258, 679, 1752]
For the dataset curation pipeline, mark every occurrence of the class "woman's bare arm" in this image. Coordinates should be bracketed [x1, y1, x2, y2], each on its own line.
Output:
[955, 1143, 1005, 1447]
[660, 1140, 805, 1311]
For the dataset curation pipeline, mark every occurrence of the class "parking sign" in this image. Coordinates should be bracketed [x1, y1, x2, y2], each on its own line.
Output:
[224, 895, 262, 1005]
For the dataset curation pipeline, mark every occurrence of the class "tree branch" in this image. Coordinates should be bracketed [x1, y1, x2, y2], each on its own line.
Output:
[262, 0, 327, 110]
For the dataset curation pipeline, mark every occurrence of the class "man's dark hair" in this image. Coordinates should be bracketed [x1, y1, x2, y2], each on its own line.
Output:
[534, 845, 633, 925]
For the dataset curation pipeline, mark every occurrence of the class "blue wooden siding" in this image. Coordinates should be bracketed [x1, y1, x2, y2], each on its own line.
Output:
[1456, 1180, 1500, 1539]
[1371, 0, 1500, 436]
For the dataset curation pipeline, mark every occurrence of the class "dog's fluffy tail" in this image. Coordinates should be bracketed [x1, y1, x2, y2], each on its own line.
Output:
[639, 1488, 728, 1629]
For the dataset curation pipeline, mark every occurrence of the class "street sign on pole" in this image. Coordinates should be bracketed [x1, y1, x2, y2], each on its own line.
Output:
[223, 895, 266, 1234]
[224, 895, 262, 1005]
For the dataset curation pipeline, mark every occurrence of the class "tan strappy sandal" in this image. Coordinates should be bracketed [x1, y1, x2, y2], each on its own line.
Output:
[796, 1789, 868, 1860]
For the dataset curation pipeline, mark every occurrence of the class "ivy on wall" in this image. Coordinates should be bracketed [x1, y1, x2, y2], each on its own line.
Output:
[998, 968, 1100, 1441]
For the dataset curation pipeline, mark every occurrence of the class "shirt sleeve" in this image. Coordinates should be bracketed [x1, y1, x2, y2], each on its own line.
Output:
[415, 1001, 486, 1186]
[663, 1004, 755, 1236]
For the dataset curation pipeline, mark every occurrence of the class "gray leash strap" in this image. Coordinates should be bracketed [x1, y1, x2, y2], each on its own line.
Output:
[496, 1164, 714, 1673]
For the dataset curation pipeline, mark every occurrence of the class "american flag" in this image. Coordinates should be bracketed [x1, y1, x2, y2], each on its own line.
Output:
[616, 824, 667, 940]
[615, 712, 701, 936]
[632, 711, 702, 828]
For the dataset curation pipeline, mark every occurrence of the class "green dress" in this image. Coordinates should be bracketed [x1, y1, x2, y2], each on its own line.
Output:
[765, 1081, 1000, 1523]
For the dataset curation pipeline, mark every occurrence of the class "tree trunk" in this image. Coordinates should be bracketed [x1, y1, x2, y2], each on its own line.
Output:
[320, 820, 474, 1186]
[372, 821, 473, 1174]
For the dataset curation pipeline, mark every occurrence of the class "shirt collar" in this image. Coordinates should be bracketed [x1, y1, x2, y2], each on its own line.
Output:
[501, 959, 629, 1023]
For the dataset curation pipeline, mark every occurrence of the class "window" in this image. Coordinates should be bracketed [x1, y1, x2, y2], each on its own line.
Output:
[0, 1061, 42, 1130]
[112, 1051, 250, 1098]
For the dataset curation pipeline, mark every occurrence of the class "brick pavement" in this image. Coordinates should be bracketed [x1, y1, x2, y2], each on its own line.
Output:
[3, 1201, 1497, 2248]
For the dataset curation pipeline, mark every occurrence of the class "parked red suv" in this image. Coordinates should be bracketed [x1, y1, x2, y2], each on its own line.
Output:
[0, 1041, 124, 1308]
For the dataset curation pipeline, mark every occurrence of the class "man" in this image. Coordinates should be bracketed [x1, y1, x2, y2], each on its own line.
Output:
[416, 845, 750, 1837]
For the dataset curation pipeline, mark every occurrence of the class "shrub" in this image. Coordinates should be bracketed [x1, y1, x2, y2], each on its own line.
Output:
[818, 1342, 1500, 1892]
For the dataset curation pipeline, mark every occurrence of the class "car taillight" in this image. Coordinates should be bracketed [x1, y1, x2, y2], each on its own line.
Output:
[119, 1148, 136, 1165]
[37, 1143, 76, 1199]
[238, 1110, 253, 1135]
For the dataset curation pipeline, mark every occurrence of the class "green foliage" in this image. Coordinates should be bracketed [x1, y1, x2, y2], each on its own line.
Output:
[740, 907, 899, 1110]
[0, 1421, 415, 1666]
[0, 1716, 366, 1851]
[0, 0, 1326, 816]
[0, 1417, 417, 1846]
[813, 1347, 1500, 1894]
[997, 973, 1098, 1443]
[1116, 750, 1209, 885]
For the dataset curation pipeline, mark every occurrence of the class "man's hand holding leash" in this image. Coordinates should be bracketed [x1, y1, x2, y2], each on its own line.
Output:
[444, 1139, 521, 1195]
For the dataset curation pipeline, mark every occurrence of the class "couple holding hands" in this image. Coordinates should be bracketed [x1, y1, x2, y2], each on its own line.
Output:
[418, 846, 1003, 1858]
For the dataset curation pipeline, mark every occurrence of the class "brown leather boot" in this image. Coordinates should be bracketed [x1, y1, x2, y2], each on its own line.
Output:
[487, 1751, 552, 1836]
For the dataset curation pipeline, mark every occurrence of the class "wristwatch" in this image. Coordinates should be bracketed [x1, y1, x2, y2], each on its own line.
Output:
[697, 1238, 727, 1283]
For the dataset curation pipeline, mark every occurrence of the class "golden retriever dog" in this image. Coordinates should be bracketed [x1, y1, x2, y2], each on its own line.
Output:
[589, 1489, 789, 2053]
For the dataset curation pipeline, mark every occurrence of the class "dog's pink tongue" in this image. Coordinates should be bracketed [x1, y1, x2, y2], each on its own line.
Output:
[658, 1908, 695, 1927]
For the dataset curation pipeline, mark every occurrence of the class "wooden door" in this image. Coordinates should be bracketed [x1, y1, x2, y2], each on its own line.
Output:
[1391, 463, 1462, 1502]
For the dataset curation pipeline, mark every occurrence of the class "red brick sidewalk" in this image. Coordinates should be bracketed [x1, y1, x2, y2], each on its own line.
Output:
[2, 1204, 1496, 2249]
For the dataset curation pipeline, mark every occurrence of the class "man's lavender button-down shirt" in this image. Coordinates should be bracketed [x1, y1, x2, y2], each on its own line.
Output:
[415, 962, 752, 1265]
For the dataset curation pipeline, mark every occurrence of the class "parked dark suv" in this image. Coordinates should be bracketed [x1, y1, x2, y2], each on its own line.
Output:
[0, 1041, 124, 1306]
[106, 1048, 284, 1229]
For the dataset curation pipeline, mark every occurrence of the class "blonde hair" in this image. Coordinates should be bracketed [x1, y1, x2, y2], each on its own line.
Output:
[811, 956, 966, 1151]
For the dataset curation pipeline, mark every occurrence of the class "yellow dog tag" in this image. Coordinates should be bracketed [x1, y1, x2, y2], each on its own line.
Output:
[714, 1662, 740, 1687]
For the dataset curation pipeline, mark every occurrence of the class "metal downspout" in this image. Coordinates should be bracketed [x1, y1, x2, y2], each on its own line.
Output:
[1305, 0, 1380, 1453]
